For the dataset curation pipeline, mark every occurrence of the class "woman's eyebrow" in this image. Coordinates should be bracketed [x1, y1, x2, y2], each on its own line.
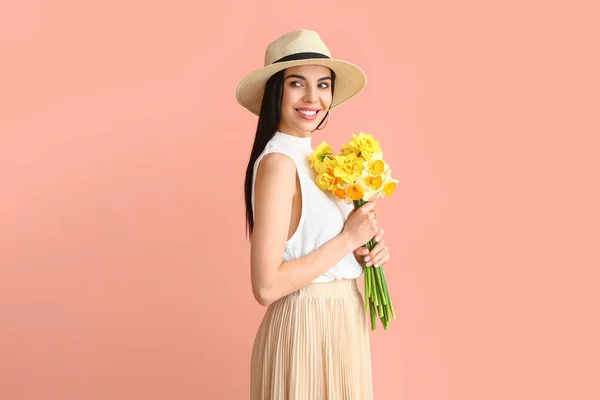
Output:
[285, 74, 332, 81]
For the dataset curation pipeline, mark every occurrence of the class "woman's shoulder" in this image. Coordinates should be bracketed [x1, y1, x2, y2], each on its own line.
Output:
[252, 152, 297, 210]
[255, 140, 298, 171]
[258, 151, 296, 173]
[253, 151, 297, 191]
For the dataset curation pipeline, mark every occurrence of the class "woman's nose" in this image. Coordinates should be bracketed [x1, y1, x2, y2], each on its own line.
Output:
[303, 87, 318, 103]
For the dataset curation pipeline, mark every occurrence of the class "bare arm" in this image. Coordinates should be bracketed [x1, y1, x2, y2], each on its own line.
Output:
[250, 152, 354, 307]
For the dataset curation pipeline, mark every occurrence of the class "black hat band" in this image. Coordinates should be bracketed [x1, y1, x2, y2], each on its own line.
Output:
[273, 52, 331, 64]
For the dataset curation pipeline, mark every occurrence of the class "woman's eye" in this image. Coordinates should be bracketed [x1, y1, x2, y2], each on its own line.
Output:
[289, 81, 329, 89]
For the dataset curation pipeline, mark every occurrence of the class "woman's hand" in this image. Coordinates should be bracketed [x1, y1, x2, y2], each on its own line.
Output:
[341, 201, 379, 251]
[353, 227, 390, 268]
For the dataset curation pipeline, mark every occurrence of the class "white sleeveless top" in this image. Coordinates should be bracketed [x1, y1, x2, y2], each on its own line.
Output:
[251, 130, 364, 283]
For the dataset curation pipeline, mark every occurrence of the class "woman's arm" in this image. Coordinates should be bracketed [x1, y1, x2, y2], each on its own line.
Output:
[251, 152, 354, 307]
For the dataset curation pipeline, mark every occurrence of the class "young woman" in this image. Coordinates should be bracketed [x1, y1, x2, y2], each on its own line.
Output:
[237, 30, 391, 399]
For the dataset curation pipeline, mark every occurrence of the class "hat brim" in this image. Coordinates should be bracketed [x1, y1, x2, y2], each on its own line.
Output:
[236, 58, 367, 116]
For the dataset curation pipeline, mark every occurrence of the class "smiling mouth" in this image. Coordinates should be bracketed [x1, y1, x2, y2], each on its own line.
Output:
[295, 109, 321, 120]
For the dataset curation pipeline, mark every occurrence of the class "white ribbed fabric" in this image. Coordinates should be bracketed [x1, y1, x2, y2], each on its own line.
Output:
[251, 130, 364, 283]
[250, 278, 373, 399]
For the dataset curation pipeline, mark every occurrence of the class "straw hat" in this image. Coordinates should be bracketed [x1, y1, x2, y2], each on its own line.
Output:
[236, 29, 367, 116]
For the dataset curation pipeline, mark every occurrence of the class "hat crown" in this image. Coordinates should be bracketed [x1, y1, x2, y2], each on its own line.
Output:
[264, 30, 332, 66]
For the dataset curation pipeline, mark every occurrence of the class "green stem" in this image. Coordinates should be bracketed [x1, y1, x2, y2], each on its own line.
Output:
[353, 198, 394, 331]
[369, 299, 376, 330]
[378, 269, 387, 309]
[381, 269, 396, 319]
[364, 267, 370, 312]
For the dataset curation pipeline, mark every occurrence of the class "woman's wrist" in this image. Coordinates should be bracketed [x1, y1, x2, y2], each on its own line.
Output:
[337, 231, 356, 254]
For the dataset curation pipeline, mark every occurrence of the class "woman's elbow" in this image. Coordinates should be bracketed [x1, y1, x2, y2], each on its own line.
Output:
[253, 285, 274, 307]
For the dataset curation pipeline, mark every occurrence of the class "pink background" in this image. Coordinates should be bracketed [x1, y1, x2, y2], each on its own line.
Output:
[1, 1, 599, 399]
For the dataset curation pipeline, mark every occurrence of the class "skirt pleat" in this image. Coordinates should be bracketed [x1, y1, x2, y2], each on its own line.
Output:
[250, 278, 373, 400]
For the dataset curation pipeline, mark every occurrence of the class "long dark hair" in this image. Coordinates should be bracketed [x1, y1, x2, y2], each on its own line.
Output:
[244, 68, 336, 239]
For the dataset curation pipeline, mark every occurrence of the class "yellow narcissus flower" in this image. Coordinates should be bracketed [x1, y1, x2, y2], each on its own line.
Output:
[364, 175, 383, 191]
[360, 152, 389, 194]
[346, 184, 364, 201]
[382, 181, 397, 196]
[333, 153, 364, 184]
[315, 158, 342, 192]
[348, 132, 381, 161]
[368, 159, 385, 176]
[356, 175, 376, 201]
[341, 141, 361, 157]
[341, 178, 375, 204]
[315, 155, 337, 175]
[376, 170, 399, 198]
[332, 186, 346, 200]
[316, 171, 338, 191]
[362, 152, 388, 177]
[308, 141, 334, 170]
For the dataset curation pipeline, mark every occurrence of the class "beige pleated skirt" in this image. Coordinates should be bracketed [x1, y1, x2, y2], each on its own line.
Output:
[250, 278, 373, 400]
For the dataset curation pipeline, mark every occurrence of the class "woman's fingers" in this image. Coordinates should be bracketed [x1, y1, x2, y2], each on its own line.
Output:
[364, 239, 385, 266]
[368, 245, 390, 268]
[355, 228, 389, 266]
[374, 228, 385, 243]
[354, 228, 384, 255]
[354, 246, 369, 256]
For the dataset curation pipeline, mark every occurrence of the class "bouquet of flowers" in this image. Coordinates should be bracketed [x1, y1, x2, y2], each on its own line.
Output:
[308, 132, 398, 330]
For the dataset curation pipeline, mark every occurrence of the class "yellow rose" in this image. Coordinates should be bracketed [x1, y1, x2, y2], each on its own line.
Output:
[333, 153, 364, 184]
[349, 132, 381, 161]
[308, 141, 333, 170]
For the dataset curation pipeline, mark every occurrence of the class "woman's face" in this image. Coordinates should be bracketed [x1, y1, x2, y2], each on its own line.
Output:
[278, 65, 333, 137]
